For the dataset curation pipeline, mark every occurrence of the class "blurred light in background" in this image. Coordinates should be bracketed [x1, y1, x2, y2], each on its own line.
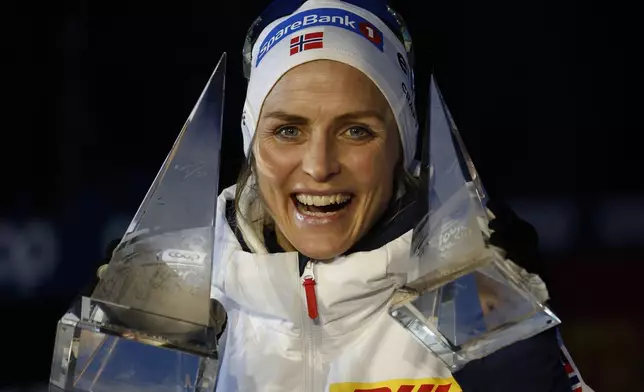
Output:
[508, 198, 580, 253]
[596, 196, 644, 247]
[0, 220, 59, 296]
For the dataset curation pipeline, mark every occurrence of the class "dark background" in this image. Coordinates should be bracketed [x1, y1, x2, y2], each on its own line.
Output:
[2, 0, 638, 390]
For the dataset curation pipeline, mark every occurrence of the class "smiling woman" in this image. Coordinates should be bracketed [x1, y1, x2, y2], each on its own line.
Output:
[202, 1, 592, 391]
[248, 60, 401, 259]
[80, 0, 592, 391]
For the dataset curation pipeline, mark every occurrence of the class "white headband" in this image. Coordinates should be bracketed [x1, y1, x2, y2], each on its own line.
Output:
[241, 0, 418, 169]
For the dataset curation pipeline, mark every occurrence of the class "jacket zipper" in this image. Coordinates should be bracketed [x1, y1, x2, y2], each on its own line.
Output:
[301, 260, 318, 392]
[302, 260, 319, 319]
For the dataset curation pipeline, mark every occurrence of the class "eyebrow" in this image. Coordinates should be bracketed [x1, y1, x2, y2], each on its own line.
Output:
[261, 110, 308, 123]
[261, 109, 387, 124]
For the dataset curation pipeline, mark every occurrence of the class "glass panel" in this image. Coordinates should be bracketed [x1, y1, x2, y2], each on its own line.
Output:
[391, 76, 559, 371]
[50, 54, 227, 391]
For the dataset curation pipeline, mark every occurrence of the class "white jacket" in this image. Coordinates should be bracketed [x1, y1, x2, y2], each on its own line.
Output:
[210, 185, 460, 392]
[210, 185, 591, 392]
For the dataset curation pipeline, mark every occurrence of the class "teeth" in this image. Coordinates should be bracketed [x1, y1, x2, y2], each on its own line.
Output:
[295, 194, 351, 206]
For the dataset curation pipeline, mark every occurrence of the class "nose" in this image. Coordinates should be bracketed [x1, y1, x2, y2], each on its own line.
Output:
[301, 133, 340, 182]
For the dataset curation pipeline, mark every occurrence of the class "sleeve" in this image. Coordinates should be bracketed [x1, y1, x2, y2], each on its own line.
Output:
[452, 328, 572, 392]
[557, 330, 594, 392]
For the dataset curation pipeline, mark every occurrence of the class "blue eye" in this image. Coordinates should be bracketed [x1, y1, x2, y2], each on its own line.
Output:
[345, 127, 372, 139]
[276, 127, 300, 139]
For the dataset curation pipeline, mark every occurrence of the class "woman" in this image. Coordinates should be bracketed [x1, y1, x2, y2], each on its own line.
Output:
[198, 2, 586, 392]
[212, 0, 590, 391]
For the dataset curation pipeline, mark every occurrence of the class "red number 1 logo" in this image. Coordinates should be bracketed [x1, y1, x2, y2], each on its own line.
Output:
[358, 22, 382, 46]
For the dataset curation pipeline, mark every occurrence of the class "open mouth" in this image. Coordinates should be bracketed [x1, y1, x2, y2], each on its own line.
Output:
[291, 193, 353, 216]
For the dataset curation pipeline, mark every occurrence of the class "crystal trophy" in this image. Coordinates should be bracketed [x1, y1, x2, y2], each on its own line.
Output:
[389, 76, 560, 371]
[49, 53, 228, 392]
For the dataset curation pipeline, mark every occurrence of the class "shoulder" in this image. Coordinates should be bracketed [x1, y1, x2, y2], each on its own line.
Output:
[214, 184, 237, 239]
[211, 185, 240, 295]
[454, 328, 571, 392]
[214, 184, 245, 249]
[217, 183, 268, 254]
[217, 184, 237, 205]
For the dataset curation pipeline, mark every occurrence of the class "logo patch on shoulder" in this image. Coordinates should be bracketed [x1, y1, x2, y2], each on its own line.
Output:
[329, 377, 462, 392]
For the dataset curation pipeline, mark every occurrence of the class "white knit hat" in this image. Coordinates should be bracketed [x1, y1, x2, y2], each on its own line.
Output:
[241, 0, 418, 169]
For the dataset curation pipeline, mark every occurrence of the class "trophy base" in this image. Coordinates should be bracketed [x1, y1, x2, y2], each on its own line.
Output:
[390, 259, 560, 371]
[49, 296, 219, 392]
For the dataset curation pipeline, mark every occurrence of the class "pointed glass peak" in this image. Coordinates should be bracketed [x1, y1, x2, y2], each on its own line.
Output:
[406, 75, 491, 292]
[428, 75, 487, 209]
[391, 75, 559, 372]
[91, 54, 227, 334]
[122, 53, 227, 241]
[49, 55, 228, 392]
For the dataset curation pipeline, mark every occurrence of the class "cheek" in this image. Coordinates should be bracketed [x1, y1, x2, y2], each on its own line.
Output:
[342, 144, 398, 191]
[254, 139, 294, 184]
[254, 139, 301, 203]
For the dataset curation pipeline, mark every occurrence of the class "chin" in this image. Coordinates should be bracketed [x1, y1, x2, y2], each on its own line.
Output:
[300, 248, 341, 261]
[295, 237, 352, 261]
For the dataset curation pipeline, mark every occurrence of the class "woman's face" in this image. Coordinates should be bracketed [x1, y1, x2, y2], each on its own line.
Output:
[254, 60, 400, 260]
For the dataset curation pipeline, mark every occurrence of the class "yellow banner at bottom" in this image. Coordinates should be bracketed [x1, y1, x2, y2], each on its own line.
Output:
[330, 377, 462, 392]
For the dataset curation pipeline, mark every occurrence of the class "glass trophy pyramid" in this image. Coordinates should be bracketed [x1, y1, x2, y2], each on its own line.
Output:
[49, 53, 227, 392]
[389, 76, 560, 371]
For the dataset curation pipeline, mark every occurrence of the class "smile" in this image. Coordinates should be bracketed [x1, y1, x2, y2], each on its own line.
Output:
[292, 193, 353, 217]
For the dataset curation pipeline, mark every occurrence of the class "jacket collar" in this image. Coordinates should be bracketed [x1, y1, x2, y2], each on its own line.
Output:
[216, 185, 418, 337]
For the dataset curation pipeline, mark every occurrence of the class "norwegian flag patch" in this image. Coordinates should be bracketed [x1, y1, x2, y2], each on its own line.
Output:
[290, 32, 324, 56]
[561, 350, 583, 391]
